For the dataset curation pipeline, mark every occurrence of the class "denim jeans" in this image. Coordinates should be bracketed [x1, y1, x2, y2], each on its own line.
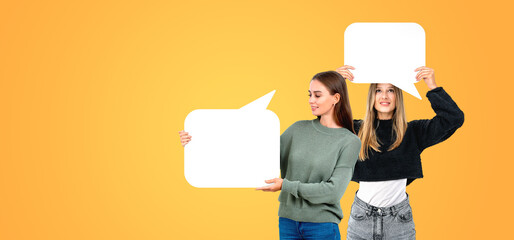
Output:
[279, 217, 341, 240]
[347, 193, 415, 240]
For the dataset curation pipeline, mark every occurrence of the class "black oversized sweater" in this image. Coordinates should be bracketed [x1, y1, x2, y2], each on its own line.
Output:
[351, 87, 464, 185]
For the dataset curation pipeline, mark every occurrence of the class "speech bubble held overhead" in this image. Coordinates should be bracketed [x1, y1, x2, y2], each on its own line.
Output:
[184, 90, 280, 188]
[344, 22, 426, 99]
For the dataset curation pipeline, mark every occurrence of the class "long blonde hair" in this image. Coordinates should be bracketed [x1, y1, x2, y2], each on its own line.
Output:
[358, 83, 407, 160]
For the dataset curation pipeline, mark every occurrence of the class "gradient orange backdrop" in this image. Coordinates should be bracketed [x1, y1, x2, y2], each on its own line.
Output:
[1, 0, 513, 239]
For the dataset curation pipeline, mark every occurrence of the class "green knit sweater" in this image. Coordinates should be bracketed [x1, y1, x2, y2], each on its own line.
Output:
[278, 118, 361, 224]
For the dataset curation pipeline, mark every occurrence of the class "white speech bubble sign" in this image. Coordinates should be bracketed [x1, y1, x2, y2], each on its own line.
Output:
[184, 90, 280, 188]
[344, 22, 426, 99]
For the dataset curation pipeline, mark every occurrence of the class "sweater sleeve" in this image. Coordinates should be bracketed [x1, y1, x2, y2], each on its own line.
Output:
[411, 87, 465, 151]
[280, 122, 296, 179]
[281, 137, 360, 205]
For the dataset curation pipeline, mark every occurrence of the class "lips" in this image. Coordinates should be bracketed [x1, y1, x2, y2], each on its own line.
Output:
[311, 106, 318, 111]
[380, 102, 390, 106]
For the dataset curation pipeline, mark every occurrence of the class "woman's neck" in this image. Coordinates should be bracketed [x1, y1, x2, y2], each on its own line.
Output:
[320, 115, 342, 128]
[377, 112, 393, 120]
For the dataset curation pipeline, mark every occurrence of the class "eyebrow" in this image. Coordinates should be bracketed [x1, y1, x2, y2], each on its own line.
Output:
[308, 90, 322, 93]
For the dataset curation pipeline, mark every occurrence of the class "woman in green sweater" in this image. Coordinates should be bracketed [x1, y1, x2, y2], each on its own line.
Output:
[179, 71, 361, 240]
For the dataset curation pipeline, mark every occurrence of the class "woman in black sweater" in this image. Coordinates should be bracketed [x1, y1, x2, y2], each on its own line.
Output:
[336, 66, 464, 240]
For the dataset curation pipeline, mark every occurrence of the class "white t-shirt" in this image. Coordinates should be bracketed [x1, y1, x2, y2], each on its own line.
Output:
[357, 179, 407, 207]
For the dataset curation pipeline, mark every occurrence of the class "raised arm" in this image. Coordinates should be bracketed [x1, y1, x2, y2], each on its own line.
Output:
[411, 67, 465, 150]
[411, 87, 464, 150]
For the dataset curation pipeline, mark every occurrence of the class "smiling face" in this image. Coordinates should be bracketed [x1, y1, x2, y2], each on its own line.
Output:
[308, 79, 338, 118]
[374, 83, 397, 119]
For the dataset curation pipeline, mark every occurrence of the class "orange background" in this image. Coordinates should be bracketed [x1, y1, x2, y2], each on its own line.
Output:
[1, 0, 512, 239]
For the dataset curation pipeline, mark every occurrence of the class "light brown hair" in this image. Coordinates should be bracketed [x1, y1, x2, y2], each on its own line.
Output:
[311, 71, 355, 134]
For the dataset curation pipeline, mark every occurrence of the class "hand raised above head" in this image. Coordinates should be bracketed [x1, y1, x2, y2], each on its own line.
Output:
[336, 65, 356, 81]
[414, 66, 437, 90]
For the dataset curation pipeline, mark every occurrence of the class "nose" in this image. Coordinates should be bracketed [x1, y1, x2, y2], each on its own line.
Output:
[380, 92, 388, 100]
[309, 96, 315, 104]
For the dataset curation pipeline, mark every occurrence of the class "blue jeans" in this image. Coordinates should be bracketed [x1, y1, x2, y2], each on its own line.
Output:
[279, 217, 341, 240]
